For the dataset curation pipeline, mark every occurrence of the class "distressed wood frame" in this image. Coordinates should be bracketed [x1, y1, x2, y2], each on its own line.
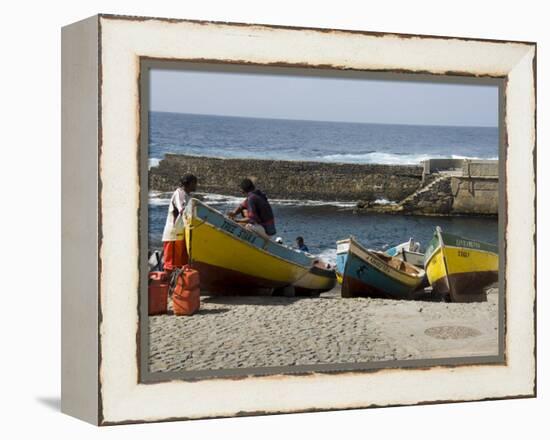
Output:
[61, 14, 536, 425]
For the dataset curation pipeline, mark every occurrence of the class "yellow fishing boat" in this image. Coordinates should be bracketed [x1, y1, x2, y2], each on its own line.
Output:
[424, 227, 498, 302]
[184, 198, 316, 294]
[294, 261, 337, 295]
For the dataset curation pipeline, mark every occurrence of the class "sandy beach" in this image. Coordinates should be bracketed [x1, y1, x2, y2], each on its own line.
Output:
[148, 286, 498, 373]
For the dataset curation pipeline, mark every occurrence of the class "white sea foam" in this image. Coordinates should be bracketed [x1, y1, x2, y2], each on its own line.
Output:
[148, 191, 356, 209]
[317, 248, 337, 265]
[201, 193, 243, 204]
[373, 198, 396, 205]
[200, 193, 355, 208]
[148, 158, 161, 169]
[148, 198, 170, 207]
[271, 198, 356, 208]
[450, 155, 498, 161]
[320, 152, 498, 165]
[148, 191, 171, 206]
[148, 192, 243, 207]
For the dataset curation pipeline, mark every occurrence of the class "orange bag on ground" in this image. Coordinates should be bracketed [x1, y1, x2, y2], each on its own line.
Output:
[148, 271, 169, 315]
[172, 266, 200, 316]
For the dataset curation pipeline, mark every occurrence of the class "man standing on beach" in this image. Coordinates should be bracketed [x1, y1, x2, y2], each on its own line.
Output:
[162, 174, 197, 270]
[228, 178, 276, 240]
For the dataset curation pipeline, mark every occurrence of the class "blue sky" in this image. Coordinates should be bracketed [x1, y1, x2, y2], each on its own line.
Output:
[150, 69, 498, 127]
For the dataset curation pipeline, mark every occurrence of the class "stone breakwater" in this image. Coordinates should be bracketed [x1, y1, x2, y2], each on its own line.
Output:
[149, 154, 499, 215]
[149, 154, 424, 202]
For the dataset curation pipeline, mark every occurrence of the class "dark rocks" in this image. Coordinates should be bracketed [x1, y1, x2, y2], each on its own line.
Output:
[356, 200, 375, 209]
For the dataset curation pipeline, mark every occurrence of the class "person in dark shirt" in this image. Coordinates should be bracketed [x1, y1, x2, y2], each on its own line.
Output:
[228, 178, 276, 239]
[296, 236, 309, 253]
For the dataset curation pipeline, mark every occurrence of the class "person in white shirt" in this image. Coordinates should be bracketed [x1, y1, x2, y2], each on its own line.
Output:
[162, 174, 197, 270]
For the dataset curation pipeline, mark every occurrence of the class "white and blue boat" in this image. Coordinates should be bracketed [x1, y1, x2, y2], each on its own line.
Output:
[385, 238, 425, 268]
[336, 237, 426, 299]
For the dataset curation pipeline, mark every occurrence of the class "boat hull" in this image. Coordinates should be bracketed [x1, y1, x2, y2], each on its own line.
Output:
[335, 239, 350, 285]
[190, 261, 288, 295]
[185, 199, 313, 294]
[340, 238, 425, 299]
[294, 265, 337, 294]
[424, 229, 498, 302]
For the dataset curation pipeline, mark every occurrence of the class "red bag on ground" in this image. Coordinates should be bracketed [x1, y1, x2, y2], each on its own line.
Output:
[148, 271, 169, 315]
[172, 265, 200, 316]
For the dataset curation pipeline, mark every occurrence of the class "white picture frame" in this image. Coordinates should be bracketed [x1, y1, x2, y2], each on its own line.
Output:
[61, 14, 536, 425]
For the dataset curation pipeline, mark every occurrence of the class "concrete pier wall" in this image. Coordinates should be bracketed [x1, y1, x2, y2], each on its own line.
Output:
[451, 177, 499, 215]
[149, 154, 424, 202]
[397, 175, 498, 216]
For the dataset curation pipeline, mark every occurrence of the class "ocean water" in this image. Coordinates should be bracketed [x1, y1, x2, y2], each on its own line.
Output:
[149, 111, 498, 167]
[149, 193, 498, 265]
[148, 112, 499, 262]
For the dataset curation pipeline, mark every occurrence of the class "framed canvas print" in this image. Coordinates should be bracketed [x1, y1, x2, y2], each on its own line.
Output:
[61, 14, 536, 425]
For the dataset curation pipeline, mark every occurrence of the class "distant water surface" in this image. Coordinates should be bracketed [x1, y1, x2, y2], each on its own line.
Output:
[149, 112, 498, 167]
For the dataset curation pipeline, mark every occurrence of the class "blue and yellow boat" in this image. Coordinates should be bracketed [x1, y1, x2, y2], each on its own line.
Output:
[335, 239, 351, 284]
[184, 198, 322, 295]
[336, 237, 426, 299]
[424, 227, 498, 302]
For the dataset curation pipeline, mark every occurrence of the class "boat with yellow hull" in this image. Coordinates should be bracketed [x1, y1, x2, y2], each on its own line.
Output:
[184, 198, 316, 294]
[424, 227, 498, 302]
[294, 262, 337, 295]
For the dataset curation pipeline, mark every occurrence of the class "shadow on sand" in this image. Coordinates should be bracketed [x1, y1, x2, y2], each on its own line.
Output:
[201, 295, 318, 307]
[163, 307, 231, 316]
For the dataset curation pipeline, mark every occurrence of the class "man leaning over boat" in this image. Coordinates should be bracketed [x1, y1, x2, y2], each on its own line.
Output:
[228, 178, 277, 240]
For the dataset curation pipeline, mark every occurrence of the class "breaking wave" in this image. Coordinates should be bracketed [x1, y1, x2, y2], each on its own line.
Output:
[149, 192, 356, 209]
[320, 152, 498, 165]
[148, 158, 161, 169]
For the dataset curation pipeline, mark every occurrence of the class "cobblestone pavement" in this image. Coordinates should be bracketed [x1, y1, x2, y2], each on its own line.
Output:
[148, 288, 499, 373]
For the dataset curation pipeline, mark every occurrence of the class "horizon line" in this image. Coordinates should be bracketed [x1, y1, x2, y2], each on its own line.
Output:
[149, 110, 499, 129]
